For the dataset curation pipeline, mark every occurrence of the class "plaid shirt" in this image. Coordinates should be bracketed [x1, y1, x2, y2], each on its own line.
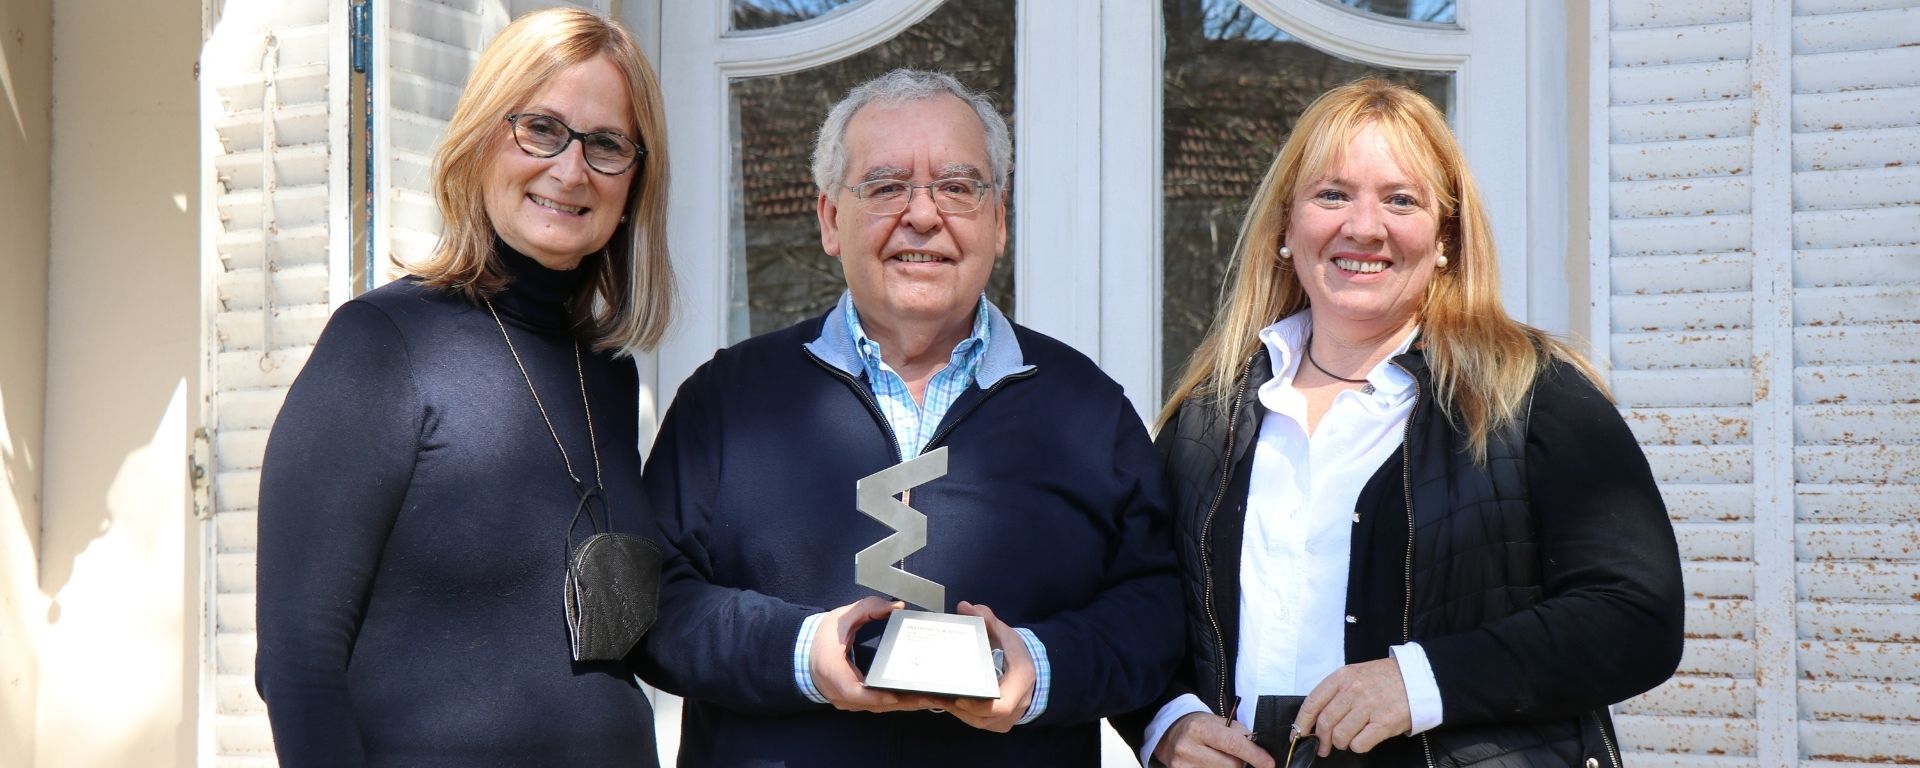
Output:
[848, 297, 991, 460]
[793, 292, 1050, 724]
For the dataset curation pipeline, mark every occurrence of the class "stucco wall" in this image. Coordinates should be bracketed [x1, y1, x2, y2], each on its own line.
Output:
[35, 0, 202, 764]
[1, 0, 52, 763]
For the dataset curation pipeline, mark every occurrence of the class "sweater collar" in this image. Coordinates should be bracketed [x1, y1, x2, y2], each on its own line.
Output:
[805, 291, 1033, 389]
[491, 238, 590, 335]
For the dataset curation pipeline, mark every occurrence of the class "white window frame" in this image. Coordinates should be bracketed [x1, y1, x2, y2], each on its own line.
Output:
[652, 0, 1567, 424]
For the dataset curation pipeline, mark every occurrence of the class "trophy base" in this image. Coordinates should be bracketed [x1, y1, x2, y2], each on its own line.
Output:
[861, 609, 1002, 700]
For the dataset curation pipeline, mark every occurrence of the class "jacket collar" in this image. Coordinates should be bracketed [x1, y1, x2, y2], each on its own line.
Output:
[1392, 331, 1430, 380]
[804, 291, 1034, 389]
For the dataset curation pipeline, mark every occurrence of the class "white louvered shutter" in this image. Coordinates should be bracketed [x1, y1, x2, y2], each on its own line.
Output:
[1603, 0, 1766, 761]
[1597, 0, 1920, 764]
[1786, 0, 1920, 762]
[371, 0, 485, 272]
[371, 0, 611, 278]
[200, 1, 348, 764]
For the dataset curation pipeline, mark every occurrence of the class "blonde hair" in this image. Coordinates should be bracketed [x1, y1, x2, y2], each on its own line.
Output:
[407, 7, 673, 354]
[1159, 78, 1604, 462]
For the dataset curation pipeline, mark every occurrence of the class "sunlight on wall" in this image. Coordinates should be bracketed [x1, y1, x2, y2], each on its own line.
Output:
[2, 392, 47, 768]
[36, 380, 190, 765]
[1, 33, 22, 141]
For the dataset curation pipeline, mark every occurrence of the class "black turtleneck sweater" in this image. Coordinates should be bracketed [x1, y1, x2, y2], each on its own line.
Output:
[256, 249, 659, 767]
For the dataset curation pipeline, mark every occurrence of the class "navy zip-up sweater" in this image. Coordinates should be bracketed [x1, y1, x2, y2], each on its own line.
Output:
[637, 308, 1182, 767]
[255, 250, 658, 767]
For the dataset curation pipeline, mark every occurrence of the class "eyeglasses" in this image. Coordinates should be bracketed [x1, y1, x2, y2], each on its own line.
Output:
[844, 177, 993, 215]
[504, 113, 643, 175]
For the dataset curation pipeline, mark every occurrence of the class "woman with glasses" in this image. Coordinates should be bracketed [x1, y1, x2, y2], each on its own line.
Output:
[1130, 79, 1683, 767]
[255, 9, 672, 765]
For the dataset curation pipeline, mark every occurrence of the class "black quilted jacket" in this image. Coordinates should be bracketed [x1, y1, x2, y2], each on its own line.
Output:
[1130, 347, 1684, 767]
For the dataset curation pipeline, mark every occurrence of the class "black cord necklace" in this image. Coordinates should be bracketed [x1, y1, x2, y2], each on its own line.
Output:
[483, 296, 601, 495]
[1304, 332, 1371, 384]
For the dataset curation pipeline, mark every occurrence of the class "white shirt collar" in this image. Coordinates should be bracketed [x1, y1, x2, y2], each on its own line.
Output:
[1256, 312, 1418, 409]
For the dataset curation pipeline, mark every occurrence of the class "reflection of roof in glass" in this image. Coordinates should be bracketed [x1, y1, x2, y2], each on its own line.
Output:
[1162, 35, 1450, 201]
[732, 6, 1014, 220]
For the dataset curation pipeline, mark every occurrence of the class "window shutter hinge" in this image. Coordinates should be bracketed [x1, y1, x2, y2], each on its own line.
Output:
[191, 427, 214, 520]
[351, 1, 372, 74]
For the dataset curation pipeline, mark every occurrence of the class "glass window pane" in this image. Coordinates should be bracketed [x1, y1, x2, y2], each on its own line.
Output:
[1161, 0, 1452, 397]
[728, 0, 1015, 343]
[1326, 0, 1457, 25]
[733, 0, 867, 32]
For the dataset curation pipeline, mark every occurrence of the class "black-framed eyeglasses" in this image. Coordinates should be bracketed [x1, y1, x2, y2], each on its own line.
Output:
[505, 113, 643, 175]
[844, 177, 993, 215]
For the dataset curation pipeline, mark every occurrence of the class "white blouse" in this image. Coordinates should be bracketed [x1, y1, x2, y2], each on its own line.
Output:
[1141, 313, 1442, 765]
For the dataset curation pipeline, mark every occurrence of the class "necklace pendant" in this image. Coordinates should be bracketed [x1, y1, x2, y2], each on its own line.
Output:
[1363, 383, 1375, 395]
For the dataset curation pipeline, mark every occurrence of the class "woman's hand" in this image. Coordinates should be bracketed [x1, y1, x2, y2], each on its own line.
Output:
[1153, 711, 1276, 768]
[1295, 657, 1412, 756]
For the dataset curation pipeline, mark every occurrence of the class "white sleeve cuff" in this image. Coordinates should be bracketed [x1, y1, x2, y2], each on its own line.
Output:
[1390, 642, 1444, 735]
[794, 612, 829, 705]
[1139, 693, 1213, 767]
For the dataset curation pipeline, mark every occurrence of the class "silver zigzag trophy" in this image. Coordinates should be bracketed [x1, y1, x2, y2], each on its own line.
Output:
[853, 446, 1001, 699]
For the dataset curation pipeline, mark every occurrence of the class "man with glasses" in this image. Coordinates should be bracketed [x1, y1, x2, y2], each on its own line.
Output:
[638, 69, 1182, 766]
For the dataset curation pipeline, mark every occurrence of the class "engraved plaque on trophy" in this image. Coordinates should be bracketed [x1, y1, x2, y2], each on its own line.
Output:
[853, 446, 1002, 699]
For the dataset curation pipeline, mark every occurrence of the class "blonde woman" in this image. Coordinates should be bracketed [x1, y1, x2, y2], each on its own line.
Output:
[256, 9, 672, 765]
[1132, 79, 1682, 767]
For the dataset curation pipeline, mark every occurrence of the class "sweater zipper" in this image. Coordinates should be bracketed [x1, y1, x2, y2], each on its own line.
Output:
[921, 368, 1037, 453]
[804, 348, 1036, 575]
[806, 348, 906, 460]
[805, 347, 1036, 460]
[1201, 354, 1257, 717]
[1390, 360, 1437, 768]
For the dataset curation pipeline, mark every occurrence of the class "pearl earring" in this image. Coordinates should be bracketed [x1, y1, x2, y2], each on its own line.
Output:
[1436, 255, 1449, 269]
[1280, 246, 1291, 258]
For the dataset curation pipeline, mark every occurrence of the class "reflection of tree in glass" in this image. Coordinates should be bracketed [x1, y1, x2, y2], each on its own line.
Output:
[1187, 0, 1456, 41]
[1331, 0, 1458, 24]
[1160, 0, 1451, 398]
[732, 0, 863, 31]
[1195, 0, 1290, 41]
[731, 0, 1016, 339]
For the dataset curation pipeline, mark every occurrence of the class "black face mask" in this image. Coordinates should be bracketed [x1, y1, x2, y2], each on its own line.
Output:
[563, 486, 663, 662]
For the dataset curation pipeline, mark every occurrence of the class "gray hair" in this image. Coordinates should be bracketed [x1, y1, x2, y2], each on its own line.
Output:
[810, 68, 1012, 195]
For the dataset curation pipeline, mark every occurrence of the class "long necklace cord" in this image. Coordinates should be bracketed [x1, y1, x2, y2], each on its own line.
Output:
[483, 297, 607, 536]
